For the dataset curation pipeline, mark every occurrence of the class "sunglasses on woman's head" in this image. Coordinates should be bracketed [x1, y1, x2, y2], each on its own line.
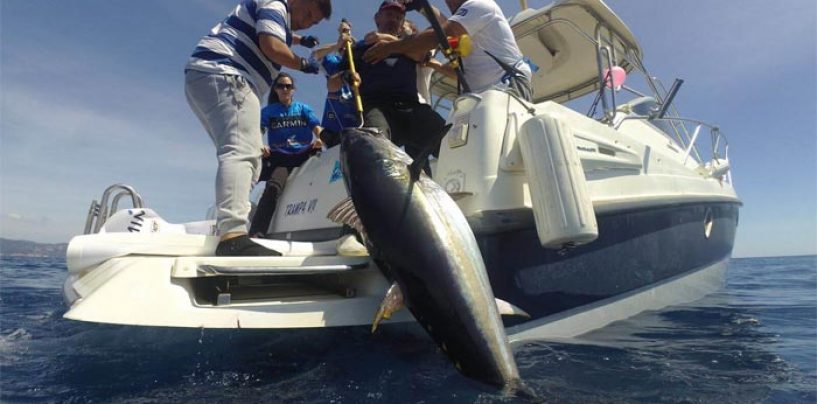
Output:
[275, 83, 294, 90]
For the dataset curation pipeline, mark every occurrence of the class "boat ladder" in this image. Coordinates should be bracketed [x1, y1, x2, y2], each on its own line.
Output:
[83, 184, 145, 234]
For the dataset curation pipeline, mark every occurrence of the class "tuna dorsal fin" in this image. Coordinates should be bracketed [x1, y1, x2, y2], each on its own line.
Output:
[495, 298, 530, 319]
[327, 197, 368, 242]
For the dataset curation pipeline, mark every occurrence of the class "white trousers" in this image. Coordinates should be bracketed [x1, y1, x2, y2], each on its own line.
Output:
[185, 70, 262, 236]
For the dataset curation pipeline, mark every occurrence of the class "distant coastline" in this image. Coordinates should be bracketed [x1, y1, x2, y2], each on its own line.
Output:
[0, 238, 67, 259]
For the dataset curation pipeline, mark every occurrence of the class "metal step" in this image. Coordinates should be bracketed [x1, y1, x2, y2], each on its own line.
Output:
[172, 255, 371, 278]
[199, 263, 365, 276]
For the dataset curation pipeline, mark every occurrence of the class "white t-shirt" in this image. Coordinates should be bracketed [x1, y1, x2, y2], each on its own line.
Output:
[416, 64, 434, 105]
[448, 0, 531, 94]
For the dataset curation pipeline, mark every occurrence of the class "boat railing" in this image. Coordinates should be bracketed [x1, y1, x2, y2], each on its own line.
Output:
[551, 11, 730, 179]
[615, 114, 730, 181]
[517, 14, 647, 122]
[84, 184, 145, 234]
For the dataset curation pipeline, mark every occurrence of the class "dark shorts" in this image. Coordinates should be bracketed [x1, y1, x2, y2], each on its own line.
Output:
[362, 101, 446, 160]
[258, 151, 315, 182]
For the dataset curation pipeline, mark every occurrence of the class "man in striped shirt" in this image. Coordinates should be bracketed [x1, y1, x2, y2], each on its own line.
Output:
[185, 0, 332, 256]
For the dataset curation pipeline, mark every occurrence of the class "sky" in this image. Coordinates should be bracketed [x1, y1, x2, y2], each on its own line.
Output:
[1, 0, 815, 258]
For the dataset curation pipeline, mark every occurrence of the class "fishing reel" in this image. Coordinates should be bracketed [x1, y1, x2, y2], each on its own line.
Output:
[442, 34, 472, 69]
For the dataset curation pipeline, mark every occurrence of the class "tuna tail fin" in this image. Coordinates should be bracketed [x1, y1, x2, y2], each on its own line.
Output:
[327, 197, 368, 243]
[495, 298, 531, 319]
[408, 124, 452, 182]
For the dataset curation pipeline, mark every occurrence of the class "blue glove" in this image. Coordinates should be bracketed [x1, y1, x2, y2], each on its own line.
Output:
[300, 35, 319, 48]
[299, 57, 320, 74]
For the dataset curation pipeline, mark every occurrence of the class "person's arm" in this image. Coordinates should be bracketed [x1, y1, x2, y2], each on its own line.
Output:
[425, 58, 457, 79]
[311, 31, 353, 60]
[259, 34, 319, 72]
[293, 33, 319, 48]
[327, 71, 361, 93]
[253, 2, 320, 72]
[311, 125, 325, 149]
[364, 31, 399, 45]
[362, 20, 468, 64]
[327, 72, 344, 92]
[303, 105, 324, 149]
[311, 42, 341, 60]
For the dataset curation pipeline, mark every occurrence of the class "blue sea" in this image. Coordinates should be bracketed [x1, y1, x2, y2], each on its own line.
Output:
[1, 256, 815, 403]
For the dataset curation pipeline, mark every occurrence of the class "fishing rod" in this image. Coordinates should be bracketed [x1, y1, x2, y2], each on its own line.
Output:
[415, 0, 471, 93]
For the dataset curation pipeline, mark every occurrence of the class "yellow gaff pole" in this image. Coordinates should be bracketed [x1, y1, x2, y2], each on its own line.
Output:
[343, 39, 364, 127]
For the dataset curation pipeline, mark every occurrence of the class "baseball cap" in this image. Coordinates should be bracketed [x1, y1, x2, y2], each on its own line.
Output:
[378, 1, 406, 13]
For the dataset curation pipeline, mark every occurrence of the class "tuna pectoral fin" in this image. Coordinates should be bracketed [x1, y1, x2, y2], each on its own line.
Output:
[372, 282, 404, 333]
[495, 298, 530, 319]
[327, 197, 368, 242]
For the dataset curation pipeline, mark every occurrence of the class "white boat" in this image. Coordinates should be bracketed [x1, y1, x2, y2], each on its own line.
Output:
[63, 0, 740, 342]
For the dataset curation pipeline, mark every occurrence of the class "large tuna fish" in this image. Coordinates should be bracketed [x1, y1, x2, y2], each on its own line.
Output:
[328, 128, 524, 389]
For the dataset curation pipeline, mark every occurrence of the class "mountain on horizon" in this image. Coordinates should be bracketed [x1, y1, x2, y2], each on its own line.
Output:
[0, 238, 68, 259]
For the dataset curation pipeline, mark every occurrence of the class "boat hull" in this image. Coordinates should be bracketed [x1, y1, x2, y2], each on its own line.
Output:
[478, 201, 738, 335]
[63, 200, 737, 338]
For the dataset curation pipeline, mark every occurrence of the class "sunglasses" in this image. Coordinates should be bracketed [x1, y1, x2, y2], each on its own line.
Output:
[274, 83, 294, 90]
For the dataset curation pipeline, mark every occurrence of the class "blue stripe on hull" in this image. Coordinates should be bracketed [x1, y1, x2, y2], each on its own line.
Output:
[478, 202, 740, 321]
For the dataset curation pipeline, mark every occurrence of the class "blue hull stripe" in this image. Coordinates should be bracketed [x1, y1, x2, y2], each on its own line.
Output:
[272, 201, 740, 324]
[479, 202, 740, 322]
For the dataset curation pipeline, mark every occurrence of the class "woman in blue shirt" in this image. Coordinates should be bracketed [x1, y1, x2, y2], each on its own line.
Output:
[250, 72, 323, 237]
[309, 19, 361, 147]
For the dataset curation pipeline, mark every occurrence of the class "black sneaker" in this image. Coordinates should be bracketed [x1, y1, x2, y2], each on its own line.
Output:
[215, 235, 282, 257]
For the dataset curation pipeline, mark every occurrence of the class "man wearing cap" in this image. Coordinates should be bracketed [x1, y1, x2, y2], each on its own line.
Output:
[363, 0, 532, 101]
[185, 0, 332, 256]
[330, 0, 446, 166]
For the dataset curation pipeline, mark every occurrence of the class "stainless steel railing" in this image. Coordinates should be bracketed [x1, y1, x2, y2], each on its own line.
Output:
[83, 184, 145, 234]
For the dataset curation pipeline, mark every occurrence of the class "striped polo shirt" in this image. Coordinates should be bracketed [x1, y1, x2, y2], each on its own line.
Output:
[186, 0, 292, 96]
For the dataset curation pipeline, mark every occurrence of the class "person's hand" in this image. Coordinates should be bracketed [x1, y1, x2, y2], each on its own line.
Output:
[300, 35, 319, 48]
[261, 145, 271, 158]
[342, 71, 361, 88]
[364, 31, 397, 46]
[338, 19, 352, 35]
[363, 42, 393, 64]
[401, 0, 425, 12]
[364, 31, 379, 45]
[336, 33, 352, 50]
[299, 57, 320, 74]
[312, 138, 324, 150]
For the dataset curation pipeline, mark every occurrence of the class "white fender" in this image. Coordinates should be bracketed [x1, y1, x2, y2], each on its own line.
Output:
[517, 115, 598, 248]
